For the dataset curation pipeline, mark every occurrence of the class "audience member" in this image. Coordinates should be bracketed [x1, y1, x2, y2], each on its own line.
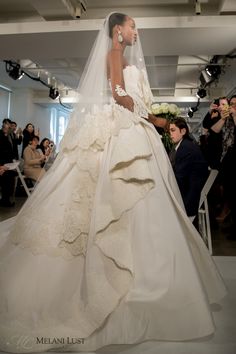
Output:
[10, 120, 23, 160]
[44, 140, 57, 171]
[39, 138, 50, 156]
[0, 119, 16, 207]
[219, 95, 236, 238]
[169, 118, 209, 217]
[202, 97, 229, 169]
[0, 165, 8, 176]
[23, 135, 46, 181]
[22, 123, 39, 157]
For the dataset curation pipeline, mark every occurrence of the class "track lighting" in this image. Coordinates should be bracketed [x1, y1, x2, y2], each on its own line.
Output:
[188, 106, 198, 118]
[5, 61, 24, 80]
[49, 87, 60, 100]
[205, 65, 221, 79]
[195, 0, 201, 15]
[4, 59, 70, 109]
[196, 88, 207, 99]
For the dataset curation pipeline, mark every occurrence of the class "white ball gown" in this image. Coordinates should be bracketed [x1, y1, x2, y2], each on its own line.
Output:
[0, 65, 226, 353]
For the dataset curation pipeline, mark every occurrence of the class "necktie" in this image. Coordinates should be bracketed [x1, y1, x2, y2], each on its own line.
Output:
[169, 148, 176, 166]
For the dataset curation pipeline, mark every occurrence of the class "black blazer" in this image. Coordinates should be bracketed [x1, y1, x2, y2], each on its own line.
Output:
[0, 129, 14, 165]
[171, 138, 209, 217]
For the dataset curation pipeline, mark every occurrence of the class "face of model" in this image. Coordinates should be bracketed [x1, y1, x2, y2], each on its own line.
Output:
[119, 17, 137, 46]
[169, 124, 186, 144]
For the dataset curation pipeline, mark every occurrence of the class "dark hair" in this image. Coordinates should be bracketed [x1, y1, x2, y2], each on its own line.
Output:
[30, 135, 39, 143]
[219, 96, 228, 104]
[2, 118, 12, 124]
[25, 123, 34, 130]
[108, 13, 127, 38]
[39, 138, 50, 153]
[11, 121, 17, 125]
[170, 118, 190, 139]
[229, 95, 236, 102]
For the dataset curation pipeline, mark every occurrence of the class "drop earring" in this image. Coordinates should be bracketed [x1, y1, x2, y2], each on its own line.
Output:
[118, 31, 123, 43]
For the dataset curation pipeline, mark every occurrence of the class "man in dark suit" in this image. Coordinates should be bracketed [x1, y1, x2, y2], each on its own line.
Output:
[169, 118, 209, 217]
[0, 119, 16, 207]
[10, 120, 23, 160]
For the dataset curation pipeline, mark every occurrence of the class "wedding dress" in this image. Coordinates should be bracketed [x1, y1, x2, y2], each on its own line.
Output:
[0, 63, 226, 353]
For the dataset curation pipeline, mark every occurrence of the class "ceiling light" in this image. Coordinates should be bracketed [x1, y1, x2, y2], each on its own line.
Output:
[195, 0, 201, 15]
[196, 88, 207, 99]
[5, 61, 24, 80]
[205, 65, 221, 78]
[199, 69, 214, 86]
[188, 106, 198, 118]
[49, 87, 60, 100]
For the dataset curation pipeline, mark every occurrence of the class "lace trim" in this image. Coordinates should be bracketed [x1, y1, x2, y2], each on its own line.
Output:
[115, 84, 128, 96]
[10, 66, 154, 261]
[10, 103, 154, 260]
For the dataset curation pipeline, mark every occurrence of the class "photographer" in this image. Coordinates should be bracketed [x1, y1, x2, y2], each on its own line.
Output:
[0, 119, 16, 207]
[11, 121, 23, 160]
[202, 97, 228, 169]
[220, 95, 236, 238]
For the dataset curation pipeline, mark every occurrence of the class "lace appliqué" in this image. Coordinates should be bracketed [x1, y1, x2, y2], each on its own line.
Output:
[115, 84, 128, 96]
[9, 66, 155, 260]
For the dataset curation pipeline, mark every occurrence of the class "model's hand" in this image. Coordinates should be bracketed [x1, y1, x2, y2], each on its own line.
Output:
[116, 95, 134, 112]
[147, 114, 168, 129]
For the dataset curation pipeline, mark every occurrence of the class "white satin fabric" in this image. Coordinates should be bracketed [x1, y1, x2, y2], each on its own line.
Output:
[0, 66, 226, 353]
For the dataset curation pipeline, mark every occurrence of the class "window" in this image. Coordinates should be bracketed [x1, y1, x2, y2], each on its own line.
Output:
[0, 84, 11, 118]
[50, 107, 70, 148]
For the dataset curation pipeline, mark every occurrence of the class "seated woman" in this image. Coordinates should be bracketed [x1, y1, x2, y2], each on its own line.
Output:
[23, 135, 46, 182]
[39, 137, 51, 167]
[169, 118, 209, 217]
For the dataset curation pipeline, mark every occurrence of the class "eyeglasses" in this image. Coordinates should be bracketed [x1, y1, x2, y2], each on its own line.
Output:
[229, 102, 236, 106]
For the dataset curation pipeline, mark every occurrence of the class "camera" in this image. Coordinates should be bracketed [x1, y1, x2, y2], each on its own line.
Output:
[49, 142, 54, 149]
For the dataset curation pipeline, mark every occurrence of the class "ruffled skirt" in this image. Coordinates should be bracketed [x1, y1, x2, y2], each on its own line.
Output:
[0, 105, 226, 353]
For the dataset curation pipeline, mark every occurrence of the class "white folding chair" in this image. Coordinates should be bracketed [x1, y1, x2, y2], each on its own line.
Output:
[197, 169, 218, 255]
[12, 160, 35, 197]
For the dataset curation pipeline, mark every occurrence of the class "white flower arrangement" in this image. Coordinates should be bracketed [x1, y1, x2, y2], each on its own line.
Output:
[151, 103, 180, 120]
[151, 103, 180, 152]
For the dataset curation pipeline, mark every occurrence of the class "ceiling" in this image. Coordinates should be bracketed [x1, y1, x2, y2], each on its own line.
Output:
[0, 0, 236, 106]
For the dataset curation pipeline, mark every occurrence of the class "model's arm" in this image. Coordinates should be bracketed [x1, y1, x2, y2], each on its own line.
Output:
[107, 50, 134, 112]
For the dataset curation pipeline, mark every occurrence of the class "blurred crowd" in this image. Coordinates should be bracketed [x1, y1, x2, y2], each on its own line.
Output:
[0, 118, 56, 207]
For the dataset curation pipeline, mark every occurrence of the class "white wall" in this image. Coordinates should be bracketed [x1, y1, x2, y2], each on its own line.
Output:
[9, 88, 51, 140]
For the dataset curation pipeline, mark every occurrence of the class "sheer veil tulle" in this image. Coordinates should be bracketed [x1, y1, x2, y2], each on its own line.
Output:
[0, 12, 228, 353]
[60, 12, 148, 152]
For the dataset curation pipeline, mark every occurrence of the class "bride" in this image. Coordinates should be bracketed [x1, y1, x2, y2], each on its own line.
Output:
[0, 12, 226, 353]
